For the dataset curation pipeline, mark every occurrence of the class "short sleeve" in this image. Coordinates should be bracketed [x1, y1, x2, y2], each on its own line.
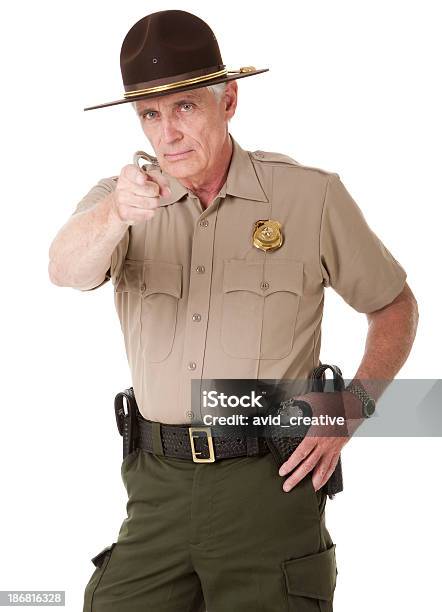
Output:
[72, 177, 129, 291]
[72, 177, 114, 215]
[319, 173, 407, 313]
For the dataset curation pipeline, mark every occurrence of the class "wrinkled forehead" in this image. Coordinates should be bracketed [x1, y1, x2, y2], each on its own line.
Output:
[133, 87, 208, 113]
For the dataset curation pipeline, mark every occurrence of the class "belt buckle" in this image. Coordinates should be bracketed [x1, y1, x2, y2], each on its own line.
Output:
[188, 427, 215, 463]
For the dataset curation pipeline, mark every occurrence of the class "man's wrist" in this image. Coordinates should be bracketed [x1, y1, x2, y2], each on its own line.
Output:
[344, 379, 376, 418]
[106, 192, 132, 231]
[342, 389, 366, 420]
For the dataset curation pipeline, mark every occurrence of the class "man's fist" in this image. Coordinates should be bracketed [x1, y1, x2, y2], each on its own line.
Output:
[110, 163, 172, 225]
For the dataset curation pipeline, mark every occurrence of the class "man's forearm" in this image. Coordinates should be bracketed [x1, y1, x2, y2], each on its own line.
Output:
[48, 194, 128, 289]
[342, 283, 419, 424]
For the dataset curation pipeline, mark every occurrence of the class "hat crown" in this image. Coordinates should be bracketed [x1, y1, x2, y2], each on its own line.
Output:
[120, 10, 224, 88]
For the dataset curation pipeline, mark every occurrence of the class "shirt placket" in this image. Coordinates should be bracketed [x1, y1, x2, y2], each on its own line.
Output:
[179, 195, 222, 423]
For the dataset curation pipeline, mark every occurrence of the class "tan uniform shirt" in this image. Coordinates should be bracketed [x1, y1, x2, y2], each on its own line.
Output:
[72, 134, 407, 423]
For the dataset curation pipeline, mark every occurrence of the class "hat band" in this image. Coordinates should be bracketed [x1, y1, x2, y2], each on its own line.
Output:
[123, 67, 229, 98]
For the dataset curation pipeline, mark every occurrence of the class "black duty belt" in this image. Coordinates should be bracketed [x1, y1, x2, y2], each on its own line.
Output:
[114, 388, 270, 462]
[138, 419, 270, 461]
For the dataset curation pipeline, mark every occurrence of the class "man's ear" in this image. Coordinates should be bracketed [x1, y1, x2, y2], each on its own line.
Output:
[225, 81, 238, 119]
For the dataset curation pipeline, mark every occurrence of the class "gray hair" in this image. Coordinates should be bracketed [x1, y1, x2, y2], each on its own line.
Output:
[206, 81, 227, 102]
[131, 82, 227, 112]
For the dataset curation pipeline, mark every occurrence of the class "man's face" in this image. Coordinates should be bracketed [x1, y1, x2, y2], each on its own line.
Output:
[133, 82, 237, 182]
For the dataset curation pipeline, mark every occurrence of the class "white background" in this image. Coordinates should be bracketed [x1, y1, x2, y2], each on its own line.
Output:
[1, 1, 440, 610]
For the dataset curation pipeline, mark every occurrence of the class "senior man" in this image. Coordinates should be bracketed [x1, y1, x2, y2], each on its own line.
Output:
[48, 9, 418, 612]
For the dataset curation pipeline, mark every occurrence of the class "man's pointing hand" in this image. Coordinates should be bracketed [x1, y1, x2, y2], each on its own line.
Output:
[110, 163, 172, 226]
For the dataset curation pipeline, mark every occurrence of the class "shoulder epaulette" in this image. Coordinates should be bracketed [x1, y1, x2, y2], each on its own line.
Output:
[250, 150, 300, 165]
[250, 150, 336, 177]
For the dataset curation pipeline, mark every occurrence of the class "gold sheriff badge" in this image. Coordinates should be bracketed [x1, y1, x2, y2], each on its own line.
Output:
[252, 219, 283, 252]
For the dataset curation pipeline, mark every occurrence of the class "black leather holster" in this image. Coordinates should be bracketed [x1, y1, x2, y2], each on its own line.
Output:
[265, 364, 345, 499]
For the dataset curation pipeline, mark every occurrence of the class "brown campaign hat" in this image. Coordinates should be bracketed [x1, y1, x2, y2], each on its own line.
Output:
[84, 10, 269, 111]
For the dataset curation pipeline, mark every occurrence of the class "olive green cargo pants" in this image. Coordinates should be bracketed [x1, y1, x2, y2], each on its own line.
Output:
[83, 446, 337, 611]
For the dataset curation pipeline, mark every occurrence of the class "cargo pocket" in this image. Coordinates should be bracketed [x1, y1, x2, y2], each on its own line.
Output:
[282, 544, 337, 612]
[83, 542, 116, 611]
[115, 259, 182, 363]
[221, 259, 304, 359]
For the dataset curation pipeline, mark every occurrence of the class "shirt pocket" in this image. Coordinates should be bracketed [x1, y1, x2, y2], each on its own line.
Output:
[115, 259, 182, 363]
[220, 259, 304, 359]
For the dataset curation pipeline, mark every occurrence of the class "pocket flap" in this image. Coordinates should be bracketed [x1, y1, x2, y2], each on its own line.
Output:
[115, 259, 182, 299]
[144, 261, 182, 299]
[115, 259, 144, 293]
[91, 542, 116, 568]
[223, 260, 303, 296]
[282, 544, 337, 601]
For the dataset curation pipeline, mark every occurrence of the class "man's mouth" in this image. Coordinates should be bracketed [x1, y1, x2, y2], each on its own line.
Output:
[163, 150, 193, 160]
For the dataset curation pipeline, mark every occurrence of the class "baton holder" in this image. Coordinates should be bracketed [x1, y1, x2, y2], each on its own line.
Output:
[114, 387, 140, 459]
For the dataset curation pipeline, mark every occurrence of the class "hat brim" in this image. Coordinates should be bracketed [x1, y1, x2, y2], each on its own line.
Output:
[83, 68, 269, 111]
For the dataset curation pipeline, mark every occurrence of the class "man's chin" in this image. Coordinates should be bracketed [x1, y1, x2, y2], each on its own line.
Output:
[161, 158, 199, 179]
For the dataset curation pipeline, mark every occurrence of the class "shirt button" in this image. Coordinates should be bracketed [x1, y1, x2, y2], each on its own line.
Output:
[260, 281, 269, 290]
[188, 361, 197, 370]
[140, 283, 146, 292]
[195, 265, 205, 274]
[192, 313, 202, 322]
[199, 219, 209, 228]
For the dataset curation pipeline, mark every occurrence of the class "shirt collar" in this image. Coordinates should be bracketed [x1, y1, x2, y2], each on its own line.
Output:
[221, 134, 268, 202]
[157, 133, 268, 206]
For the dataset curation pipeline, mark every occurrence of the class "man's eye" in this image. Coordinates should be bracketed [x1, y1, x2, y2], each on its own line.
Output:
[181, 103, 194, 111]
[142, 111, 157, 120]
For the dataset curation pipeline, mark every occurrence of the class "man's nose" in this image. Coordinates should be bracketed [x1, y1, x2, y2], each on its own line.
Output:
[160, 117, 182, 143]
